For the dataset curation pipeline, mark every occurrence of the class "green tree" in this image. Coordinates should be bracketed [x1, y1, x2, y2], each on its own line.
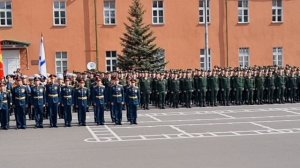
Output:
[118, 0, 167, 71]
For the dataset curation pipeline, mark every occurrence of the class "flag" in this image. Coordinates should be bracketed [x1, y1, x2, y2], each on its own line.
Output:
[0, 39, 4, 79]
[39, 35, 47, 78]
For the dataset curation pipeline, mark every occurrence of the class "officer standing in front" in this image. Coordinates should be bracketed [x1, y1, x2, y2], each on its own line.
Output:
[75, 79, 89, 126]
[110, 77, 124, 125]
[92, 77, 106, 125]
[46, 74, 60, 128]
[30, 77, 46, 128]
[12, 77, 29, 129]
[127, 79, 140, 124]
[60, 77, 74, 127]
[0, 82, 11, 130]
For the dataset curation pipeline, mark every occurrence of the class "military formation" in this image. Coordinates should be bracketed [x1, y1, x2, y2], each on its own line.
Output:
[0, 65, 300, 130]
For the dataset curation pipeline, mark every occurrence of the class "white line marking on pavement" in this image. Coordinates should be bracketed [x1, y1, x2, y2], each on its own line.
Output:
[212, 111, 236, 119]
[145, 114, 162, 122]
[169, 125, 194, 138]
[250, 122, 279, 132]
[283, 110, 300, 115]
[85, 126, 101, 142]
[104, 125, 122, 141]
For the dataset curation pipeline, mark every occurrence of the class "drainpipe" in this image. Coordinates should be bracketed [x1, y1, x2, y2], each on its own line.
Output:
[94, 0, 99, 70]
[225, 0, 229, 67]
[204, 0, 209, 70]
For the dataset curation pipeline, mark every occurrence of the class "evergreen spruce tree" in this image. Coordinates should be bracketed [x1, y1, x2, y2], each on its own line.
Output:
[118, 0, 167, 71]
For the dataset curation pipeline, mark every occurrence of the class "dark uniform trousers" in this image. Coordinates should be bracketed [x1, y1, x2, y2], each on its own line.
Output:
[13, 86, 28, 129]
[46, 84, 60, 127]
[0, 92, 10, 129]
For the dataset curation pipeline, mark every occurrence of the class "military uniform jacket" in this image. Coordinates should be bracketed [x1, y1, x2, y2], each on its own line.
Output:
[219, 76, 231, 90]
[75, 87, 89, 107]
[170, 79, 180, 93]
[233, 76, 244, 89]
[275, 75, 286, 88]
[61, 86, 74, 106]
[255, 76, 265, 89]
[12, 85, 28, 107]
[139, 78, 152, 93]
[110, 84, 124, 103]
[184, 78, 194, 92]
[92, 85, 106, 105]
[198, 77, 207, 90]
[207, 76, 219, 91]
[287, 76, 298, 89]
[157, 79, 168, 93]
[244, 77, 255, 90]
[265, 76, 275, 89]
[193, 76, 200, 91]
[46, 84, 60, 104]
[30, 85, 46, 106]
[126, 86, 140, 105]
[0, 91, 11, 110]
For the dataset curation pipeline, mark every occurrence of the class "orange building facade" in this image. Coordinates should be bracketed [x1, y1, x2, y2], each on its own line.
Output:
[0, 0, 299, 75]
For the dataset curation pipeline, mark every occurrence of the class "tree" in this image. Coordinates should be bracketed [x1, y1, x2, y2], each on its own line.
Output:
[118, 0, 167, 71]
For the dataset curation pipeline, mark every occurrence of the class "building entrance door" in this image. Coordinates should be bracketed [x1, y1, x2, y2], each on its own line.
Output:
[3, 50, 20, 75]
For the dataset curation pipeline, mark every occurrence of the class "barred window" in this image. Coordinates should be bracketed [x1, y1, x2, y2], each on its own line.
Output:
[104, 0, 116, 25]
[53, 1, 67, 26]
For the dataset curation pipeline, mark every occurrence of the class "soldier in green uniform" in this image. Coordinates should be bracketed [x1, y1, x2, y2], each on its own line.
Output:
[219, 70, 231, 106]
[244, 71, 255, 105]
[179, 72, 186, 106]
[255, 70, 265, 104]
[233, 71, 244, 105]
[287, 70, 297, 103]
[170, 72, 180, 108]
[207, 70, 219, 106]
[156, 73, 168, 109]
[193, 70, 200, 106]
[184, 71, 194, 108]
[275, 69, 286, 104]
[198, 70, 207, 107]
[265, 71, 275, 104]
[139, 71, 152, 110]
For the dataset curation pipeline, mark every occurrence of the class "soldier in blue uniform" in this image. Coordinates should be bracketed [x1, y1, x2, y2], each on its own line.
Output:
[12, 77, 29, 129]
[30, 77, 46, 128]
[46, 74, 60, 128]
[110, 77, 124, 125]
[126, 79, 140, 125]
[92, 77, 106, 125]
[60, 77, 74, 127]
[0, 82, 11, 130]
[75, 79, 90, 126]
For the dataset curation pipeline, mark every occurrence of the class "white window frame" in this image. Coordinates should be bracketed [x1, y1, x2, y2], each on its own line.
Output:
[55, 52, 68, 75]
[103, 0, 116, 25]
[152, 0, 164, 25]
[106, 51, 117, 72]
[200, 49, 211, 70]
[238, 0, 249, 23]
[239, 48, 250, 68]
[0, 0, 12, 27]
[272, 0, 283, 23]
[199, 0, 210, 24]
[53, 1, 67, 26]
[273, 47, 283, 66]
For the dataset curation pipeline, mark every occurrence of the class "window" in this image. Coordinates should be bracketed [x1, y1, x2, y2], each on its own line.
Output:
[273, 47, 283, 66]
[152, 0, 164, 24]
[55, 52, 68, 75]
[53, 1, 66, 26]
[104, 0, 116, 25]
[200, 49, 211, 70]
[239, 48, 249, 68]
[272, 0, 283, 22]
[238, 0, 249, 23]
[199, 0, 210, 24]
[106, 51, 117, 72]
[0, 0, 12, 26]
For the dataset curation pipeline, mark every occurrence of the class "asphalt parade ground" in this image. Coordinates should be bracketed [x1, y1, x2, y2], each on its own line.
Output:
[1, 104, 300, 168]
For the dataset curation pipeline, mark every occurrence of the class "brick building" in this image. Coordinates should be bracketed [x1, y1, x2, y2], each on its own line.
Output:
[0, 0, 299, 75]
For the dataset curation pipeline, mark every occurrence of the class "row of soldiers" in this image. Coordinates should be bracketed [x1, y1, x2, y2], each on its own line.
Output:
[0, 74, 140, 130]
[1, 65, 300, 129]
